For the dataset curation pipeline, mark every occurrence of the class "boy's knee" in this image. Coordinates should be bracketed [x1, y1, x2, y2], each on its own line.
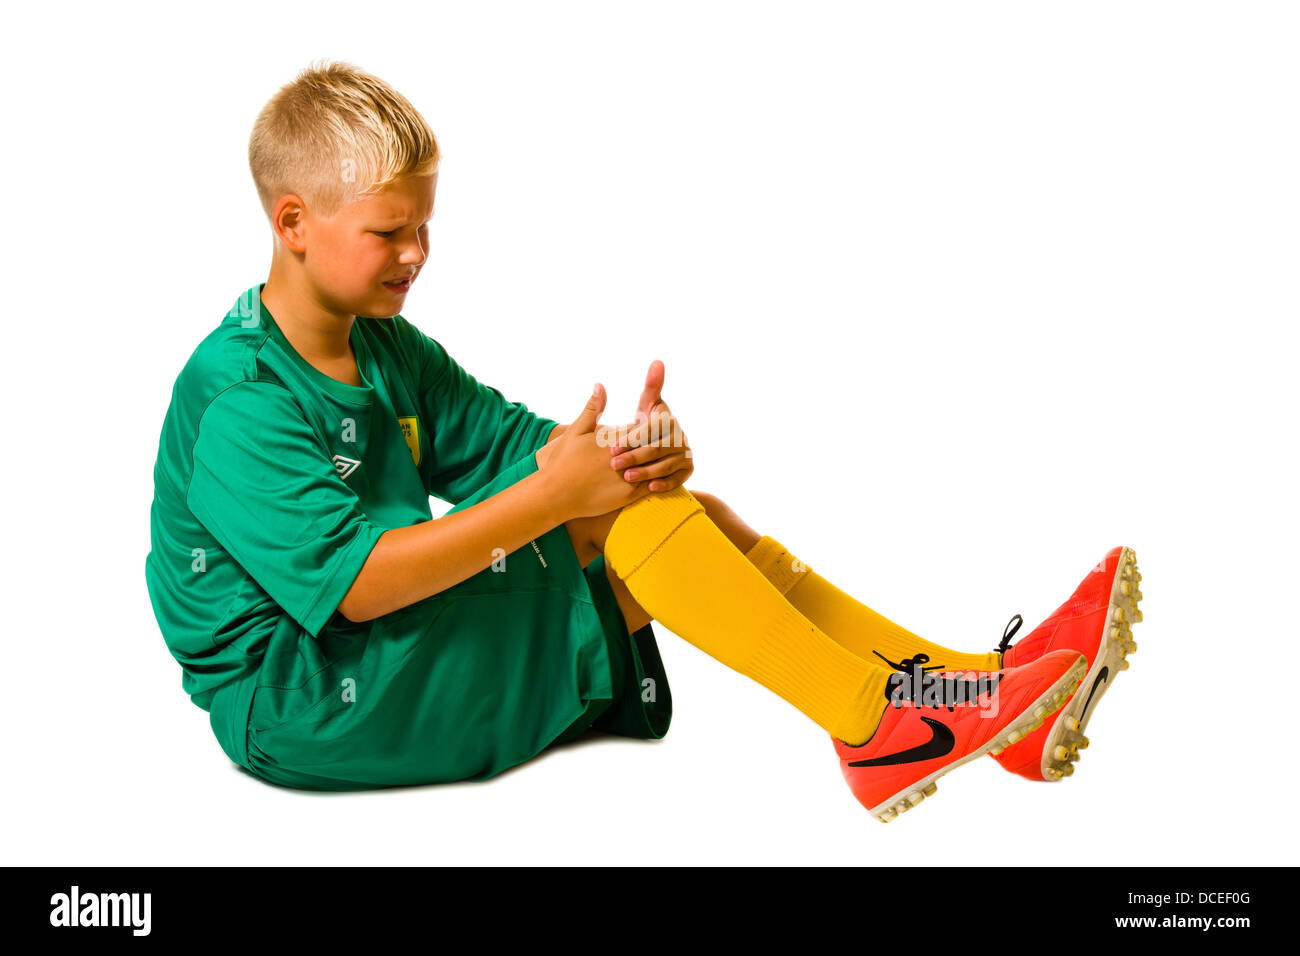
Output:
[687, 490, 761, 553]
[691, 490, 720, 517]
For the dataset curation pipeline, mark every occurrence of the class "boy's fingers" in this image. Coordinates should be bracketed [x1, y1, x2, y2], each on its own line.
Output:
[613, 410, 679, 453]
[611, 417, 687, 461]
[574, 383, 606, 433]
[649, 459, 695, 489]
[619, 453, 690, 481]
[610, 445, 652, 469]
[647, 470, 689, 492]
[612, 441, 690, 470]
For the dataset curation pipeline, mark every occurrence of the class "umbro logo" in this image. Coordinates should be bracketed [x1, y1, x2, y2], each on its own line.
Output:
[332, 455, 361, 478]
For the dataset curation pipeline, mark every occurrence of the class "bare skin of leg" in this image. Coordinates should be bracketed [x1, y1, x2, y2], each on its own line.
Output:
[563, 489, 762, 635]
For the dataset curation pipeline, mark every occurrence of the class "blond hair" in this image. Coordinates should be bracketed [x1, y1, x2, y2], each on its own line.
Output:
[248, 59, 440, 221]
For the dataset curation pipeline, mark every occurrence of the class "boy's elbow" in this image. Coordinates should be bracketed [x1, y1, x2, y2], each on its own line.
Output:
[337, 535, 387, 624]
[337, 588, 372, 624]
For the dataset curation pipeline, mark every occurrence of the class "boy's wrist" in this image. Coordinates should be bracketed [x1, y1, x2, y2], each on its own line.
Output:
[534, 423, 565, 471]
[529, 467, 575, 528]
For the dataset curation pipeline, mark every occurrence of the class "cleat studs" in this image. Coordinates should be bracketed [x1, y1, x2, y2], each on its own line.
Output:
[1124, 641, 1138, 655]
[1135, 589, 1143, 601]
[1118, 659, 1130, 671]
[1112, 607, 1126, 623]
[990, 745, 1003, 756]
[1121, 580, 1131, 595]
[1060, 763, 1075, 777]
[1054, 745, 1069, 761]
[1134, 609, 1143, 623]
[1110, 626, 1122, 641]
[923, 782, 938, 796]
[1080, 736, 1090, 749]
[1008, 729, 1023, 744]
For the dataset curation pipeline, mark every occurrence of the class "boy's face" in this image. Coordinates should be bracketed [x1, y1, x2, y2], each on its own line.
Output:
[297, 172, 437, 319]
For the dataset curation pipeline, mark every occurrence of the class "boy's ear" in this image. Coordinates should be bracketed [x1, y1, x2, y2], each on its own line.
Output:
[271, 194, 309, 252]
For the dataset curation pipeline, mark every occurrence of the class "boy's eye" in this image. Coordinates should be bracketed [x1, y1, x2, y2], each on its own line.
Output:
[372, 221, 429, 238]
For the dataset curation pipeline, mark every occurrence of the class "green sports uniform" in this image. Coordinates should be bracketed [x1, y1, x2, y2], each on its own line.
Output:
[145, 283, 672, 790]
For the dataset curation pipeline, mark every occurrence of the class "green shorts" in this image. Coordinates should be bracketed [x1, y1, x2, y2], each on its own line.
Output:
[208, 514, 672, 792]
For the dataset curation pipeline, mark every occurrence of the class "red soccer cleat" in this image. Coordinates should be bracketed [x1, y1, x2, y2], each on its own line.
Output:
[990, 546, 1143, 782]
[833, 648, 1086, 822]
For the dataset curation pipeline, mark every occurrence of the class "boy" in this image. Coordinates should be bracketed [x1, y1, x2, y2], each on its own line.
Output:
[145, 60, 1142, 821]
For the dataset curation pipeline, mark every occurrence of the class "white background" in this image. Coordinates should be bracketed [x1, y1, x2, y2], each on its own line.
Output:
[4, 1, 1296, 865]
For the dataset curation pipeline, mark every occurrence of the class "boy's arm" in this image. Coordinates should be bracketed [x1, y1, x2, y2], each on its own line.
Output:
[338, 461, 570, 622]
[188, 381, 577, 630]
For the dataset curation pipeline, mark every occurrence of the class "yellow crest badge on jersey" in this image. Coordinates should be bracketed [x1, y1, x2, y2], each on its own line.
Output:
[398, 416, 421, 467]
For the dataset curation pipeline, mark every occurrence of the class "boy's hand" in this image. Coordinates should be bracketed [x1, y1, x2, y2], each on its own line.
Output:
[534, 431, 560, 471]
[606, 360, 694, 493]
[541, 384, 662, 520]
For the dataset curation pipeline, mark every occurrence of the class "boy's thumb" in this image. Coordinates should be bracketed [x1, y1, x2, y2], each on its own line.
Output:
[572, 383, 605, 433]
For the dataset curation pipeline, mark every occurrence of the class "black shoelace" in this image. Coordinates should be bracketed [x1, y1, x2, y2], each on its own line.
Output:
[995, 614, 1024, 658]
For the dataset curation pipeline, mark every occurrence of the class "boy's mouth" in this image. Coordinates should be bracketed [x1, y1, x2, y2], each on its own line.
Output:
[382, 275, 414, 294]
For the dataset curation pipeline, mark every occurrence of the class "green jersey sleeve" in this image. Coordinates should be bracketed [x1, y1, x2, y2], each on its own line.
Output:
[186, 381, 387, 638]
[398, 318, 560, 505]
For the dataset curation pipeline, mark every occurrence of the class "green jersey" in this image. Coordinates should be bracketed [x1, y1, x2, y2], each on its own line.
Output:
[145, 283, 671, 786]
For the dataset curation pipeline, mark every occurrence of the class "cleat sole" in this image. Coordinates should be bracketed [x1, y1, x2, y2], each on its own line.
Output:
[1035, 547, 1143, 781]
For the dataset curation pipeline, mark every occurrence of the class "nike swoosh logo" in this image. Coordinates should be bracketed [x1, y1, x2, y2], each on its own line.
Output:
[1079, 666, 1109, 724]
[848, 717, 956, 767]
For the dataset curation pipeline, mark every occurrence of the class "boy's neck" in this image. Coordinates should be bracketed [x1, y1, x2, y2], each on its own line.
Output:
[259, 273, 357, 366]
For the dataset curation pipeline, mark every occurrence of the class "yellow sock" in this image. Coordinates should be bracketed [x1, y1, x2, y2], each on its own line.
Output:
[603, 488, 891, 745]
[743, 535, 1002, 673]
